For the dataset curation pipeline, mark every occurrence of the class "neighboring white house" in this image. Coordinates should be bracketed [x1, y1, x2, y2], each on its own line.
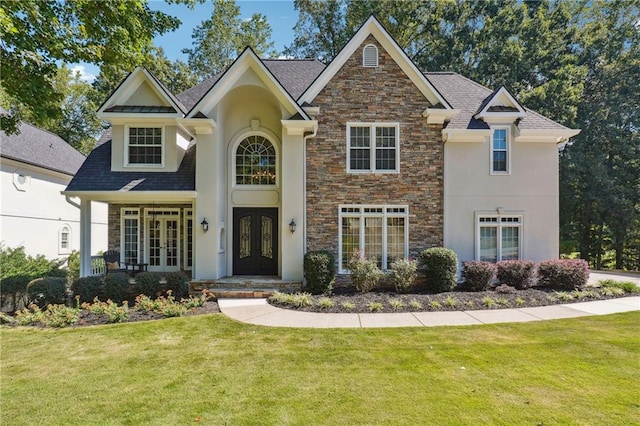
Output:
[0, 117, 108, 260]
[64, 17, 579, 280]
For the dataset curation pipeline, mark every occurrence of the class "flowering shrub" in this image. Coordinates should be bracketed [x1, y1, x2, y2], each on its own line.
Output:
[537, 259, 589, 290]
[82, 298, 129, 323]
[462, 261, 496, 291]
[14, 303, 79, 327]
[496, 260, 535, 289]
[420, 247, 458, 292]
[388, 258, 418, 293]
[347, 250, 382, 293]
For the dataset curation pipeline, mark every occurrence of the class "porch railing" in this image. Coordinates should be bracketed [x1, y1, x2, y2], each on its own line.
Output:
[90, 255, 106, 276]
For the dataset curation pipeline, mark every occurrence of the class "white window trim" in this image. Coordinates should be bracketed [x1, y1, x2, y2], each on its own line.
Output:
[338, 204, 409, 273]
[490, 126, 511, 175]
[363, 44, 379, 67]
[58, 224, 71, 255]
[183, 208, 193, 271]
[346, 122, 400, 173]
[475, 212, 523, 261]
[124, 125, 165, 168]
[120, 208, 140, 264]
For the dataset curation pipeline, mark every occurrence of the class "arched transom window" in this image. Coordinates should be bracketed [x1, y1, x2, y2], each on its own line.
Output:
[235, 135, 276, 185]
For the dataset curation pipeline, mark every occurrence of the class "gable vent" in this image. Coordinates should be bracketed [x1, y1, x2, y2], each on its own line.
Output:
[363, 44, 378, 67]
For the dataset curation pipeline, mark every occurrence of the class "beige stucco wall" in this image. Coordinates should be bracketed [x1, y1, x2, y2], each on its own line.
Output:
[444, 136, 560, 263]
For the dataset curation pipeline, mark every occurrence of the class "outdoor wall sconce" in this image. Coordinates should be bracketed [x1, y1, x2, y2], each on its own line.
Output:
[289, 219, 297, 233]
[201, 218, 209, 233]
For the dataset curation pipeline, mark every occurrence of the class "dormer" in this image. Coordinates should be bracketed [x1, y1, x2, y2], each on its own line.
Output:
[97, 67, 192, 173]
[474, 86, 526, 125]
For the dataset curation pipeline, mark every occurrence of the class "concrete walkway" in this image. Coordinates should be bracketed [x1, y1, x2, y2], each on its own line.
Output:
[219, 271, 640, 328]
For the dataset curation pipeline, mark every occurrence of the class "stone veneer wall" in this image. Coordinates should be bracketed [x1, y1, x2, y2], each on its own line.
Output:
[306, 36, 444, 268]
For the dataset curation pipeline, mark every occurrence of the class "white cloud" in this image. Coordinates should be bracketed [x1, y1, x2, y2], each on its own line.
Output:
[70, 65, 96, 83]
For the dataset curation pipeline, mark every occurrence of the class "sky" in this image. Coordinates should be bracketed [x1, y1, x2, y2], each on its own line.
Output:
[72, 0, 299, 82]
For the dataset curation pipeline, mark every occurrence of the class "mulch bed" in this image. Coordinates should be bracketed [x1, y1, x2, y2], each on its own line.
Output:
[268, 286, 627, 314]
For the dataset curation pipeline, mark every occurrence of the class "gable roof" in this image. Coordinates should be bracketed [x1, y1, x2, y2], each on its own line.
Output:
[0, 116, 86, 176]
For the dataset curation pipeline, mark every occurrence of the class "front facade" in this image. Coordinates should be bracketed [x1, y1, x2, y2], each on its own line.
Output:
[65, 17, 579, 280]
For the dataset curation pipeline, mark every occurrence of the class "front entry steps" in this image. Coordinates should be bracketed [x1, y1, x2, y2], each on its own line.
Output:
[189, 276, 302, 298]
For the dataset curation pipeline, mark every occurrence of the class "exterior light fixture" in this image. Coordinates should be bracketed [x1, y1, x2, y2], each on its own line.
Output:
[289, 219, 297, 233]
[201, 218, 209, 233]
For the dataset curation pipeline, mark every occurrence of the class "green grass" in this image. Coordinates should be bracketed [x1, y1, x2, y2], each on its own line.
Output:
[2, 312, 639, 425]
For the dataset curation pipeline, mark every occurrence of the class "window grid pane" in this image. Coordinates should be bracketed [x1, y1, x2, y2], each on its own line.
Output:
[501, 226, 519, 260]
[341, 217, 360, 268]
[186, 218, 193, 268]
[480, 226, 498, 262]
[386, 217, 405, 266]
[375, 126, 396, 170]
[364, 217, 383, 268]
[492, 129, 507, 172]
[349, 127, 371, 170]
[124, 218, 138, 263]
[236, 136, 276, 185]
[128, 127, 162, 165]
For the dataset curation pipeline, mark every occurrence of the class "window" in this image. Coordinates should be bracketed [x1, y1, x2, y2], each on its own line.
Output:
[184, 209, 193, 270]
[127, 127, 163, 165]
[347, 123, 399, 173]
[121, 208, 140, 264]
[363, 44, 378, 67]
[59, 225, 71, 254]
[491, 127, 509, 173]
[477, 215, 522, 261]
[339, 205, 408, 271]
[235, 135, 276, 185]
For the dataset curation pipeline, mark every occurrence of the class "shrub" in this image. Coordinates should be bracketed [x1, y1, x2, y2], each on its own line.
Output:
[496, 260, 535, 289]
[66, 250, 80, 284]
[408, 299, 423, 310]
[103, 273, 130, 303]
[462, 261, 496, 291]
[133, 272, 162, 297]
[367, 301, 383, 312]
[26, 277, 68, 308]
[420, 247, 458, 293]
[317, 297, 335, 309]
[494, 284, 517, 294]
[303, 251, 336, 295]
[389, 299, 404, 310]
[164, 272, 189, 300]
[347, 250, 382, 293]
[388, 258, 418, 293]
[537, 259, 589, 290]
[341, 301, 355, 311]
[71, 276, 103, 303]
[0, 245, 56, 311]
[598, 279, 639, 294]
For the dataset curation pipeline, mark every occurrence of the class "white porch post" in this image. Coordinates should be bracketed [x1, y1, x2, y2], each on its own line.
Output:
[79, 198, 92, 277]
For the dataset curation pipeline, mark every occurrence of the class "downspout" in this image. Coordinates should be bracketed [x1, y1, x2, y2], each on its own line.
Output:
[64, 194, 81, 209]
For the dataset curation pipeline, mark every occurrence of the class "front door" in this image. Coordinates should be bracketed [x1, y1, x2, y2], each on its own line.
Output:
[233, 208, 278, 275]
[147, 217, 180, 272]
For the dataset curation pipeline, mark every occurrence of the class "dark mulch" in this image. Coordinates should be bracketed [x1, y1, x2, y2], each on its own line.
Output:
[268, 286, 627, 314]
[75, 301, 220, 327]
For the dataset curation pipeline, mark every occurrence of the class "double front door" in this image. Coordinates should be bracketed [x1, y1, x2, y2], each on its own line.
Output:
[233, 208, 278, 275]
[147, 216, 180, 272]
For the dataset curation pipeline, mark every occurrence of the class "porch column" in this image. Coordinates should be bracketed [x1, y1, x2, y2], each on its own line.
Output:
[79, 198, 92, 277]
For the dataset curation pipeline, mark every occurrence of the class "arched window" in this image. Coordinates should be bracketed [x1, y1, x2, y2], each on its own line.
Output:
[235, 135, 276, 185]
[363, 44, 378, 67]
[59, 225, 71, 254]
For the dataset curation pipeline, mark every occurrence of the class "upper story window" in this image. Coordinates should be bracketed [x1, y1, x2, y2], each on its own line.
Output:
[347, 123, 400, 173]
[491, 127, 510, 174]
[235, 135, 276, 185]
[363, 44, 378, 67]
[127, 127, 163, 166]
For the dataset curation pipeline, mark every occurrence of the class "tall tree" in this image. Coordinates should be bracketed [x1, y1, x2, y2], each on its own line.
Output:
[183, 0, 276, 79]
[0, 0, 181, 134]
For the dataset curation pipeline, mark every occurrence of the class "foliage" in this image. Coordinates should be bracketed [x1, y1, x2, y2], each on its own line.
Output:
[341, 301, 355, 311]
[82, 298, 129, 323]
[462, 261, 496, 292]
[389, 299, 404, 311]
[103, 273, 130, 303]
[0, 245, 57, 311]
[408, 299, 423, 310]
[26, 277, 67, 308]
[133, 272, 162, 298]
[133, 291, 209, 318]
[303, 250, 336, 295]
[71, 276, 103, 303]
[366, 301, 383, 312]
[496, 260, 535, 289]
[420, 247, 458, 293]
[164, 272, 189, 300]
[598, 279, 640, 294]
[14, 304, 79, 328]
[317, 297, 335, 309]
[537, 259, 590, 290]
[444, 296, 457, 308]
[494, 284, 517, 294]
[267, 292, 313, 309]
[66, 250, 80, 284]
[388, 258, 418, 293]
[481, 297, 496, 308]
[347, 250, 382, 292]
[1, 0, 180, 134]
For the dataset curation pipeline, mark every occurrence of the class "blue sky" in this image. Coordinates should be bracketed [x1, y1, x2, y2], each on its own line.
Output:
[72, 0, 298, 81]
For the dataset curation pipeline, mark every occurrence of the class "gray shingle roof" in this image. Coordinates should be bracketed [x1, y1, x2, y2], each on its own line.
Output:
[103, 105, 177, 113]
[0, 118, 85, 176]
[65, 129, 195, 192]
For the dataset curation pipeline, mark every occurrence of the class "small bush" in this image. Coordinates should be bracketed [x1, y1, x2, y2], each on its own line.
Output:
[103, 273, 130, 303]
[462, 261, 496, 291]
[598, 279, 639, 294]
[0, 245, 57, 311]
[164, 272, 189, 300]
[291, 293, 313, 308]
[317, 297, 335, 309]
[133, 272, 162, 297]
[367, 301, 383, 312]
[537, 259, 589, 290]
[428, 300, 441, 310]
[26, 277, 68, 308]
[420, 248, 458, 293]
[389, 299, 404, 310]
[304, 251, 336, 295]
[496, 260, 535, 289]
[341, 301, 355, 311]
[388, 258, 418, 293]
[481, 296, 496, 308]
[71, 276, 103, 303]
[348, 250, 382, 293]
[15, 304, 79, 328]
[409, 299, 423, 310]
[444, 295, 457, 308]
[494, 284, 517, 294]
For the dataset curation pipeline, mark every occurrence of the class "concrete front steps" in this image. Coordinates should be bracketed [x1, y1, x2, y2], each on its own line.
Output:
[189, 276, 302, 298]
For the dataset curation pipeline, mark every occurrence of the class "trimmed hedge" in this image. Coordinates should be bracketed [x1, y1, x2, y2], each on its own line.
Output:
[462, 261, 496, 291]
[537, 259, 589, 290]
[164, 272, 189, 299]
[133, 272, 162, 297]
[103, 272, 130, 303]
[27, 277, 68, 308]
[304, 251, 335, 295]
[496, 260, 535, 289]
[71, 276, 103, 303]
[420, 247, 458, 292]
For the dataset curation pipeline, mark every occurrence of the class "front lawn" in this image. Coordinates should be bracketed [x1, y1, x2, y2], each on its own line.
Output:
[2, 312, 639, 425]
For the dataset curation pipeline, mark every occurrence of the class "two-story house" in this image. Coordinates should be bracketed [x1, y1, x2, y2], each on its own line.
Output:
[64, 17, 579, 281]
